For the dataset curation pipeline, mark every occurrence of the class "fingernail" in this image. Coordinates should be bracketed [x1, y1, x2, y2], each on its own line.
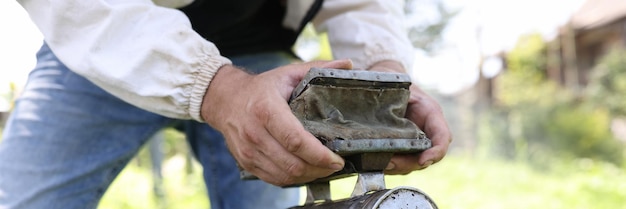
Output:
[330, 163, 344, 171]
[422, 161, 434, 167]
[385, 162, 396, 170]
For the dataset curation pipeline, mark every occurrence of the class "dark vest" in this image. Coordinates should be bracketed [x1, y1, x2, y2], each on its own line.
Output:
[180, 0, 321, 57]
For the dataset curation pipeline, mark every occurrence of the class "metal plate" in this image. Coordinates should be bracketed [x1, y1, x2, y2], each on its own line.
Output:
[327, 138, 431, 155]
[291, 68, 412, 100]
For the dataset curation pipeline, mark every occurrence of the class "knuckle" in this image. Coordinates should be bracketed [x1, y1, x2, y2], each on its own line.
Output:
[238, 147, 257, 163]
[243, 128, 263, 145]
[285, 161, 306, 178]
[283, 132, 303, 153]
[251, 99, 272, 121]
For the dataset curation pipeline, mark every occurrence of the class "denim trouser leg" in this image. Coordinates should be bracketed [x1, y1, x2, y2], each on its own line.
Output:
[187, 52, 300, 209]
[0, 43, 299, 209]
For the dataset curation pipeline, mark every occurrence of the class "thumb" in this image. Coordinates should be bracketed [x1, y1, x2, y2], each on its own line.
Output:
[281, 59, 354, 85]
[321, 59, 353, 70]
[295, 59, 353, 71]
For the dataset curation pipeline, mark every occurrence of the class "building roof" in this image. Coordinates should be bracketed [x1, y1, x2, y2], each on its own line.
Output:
[569, 0, 626, 30]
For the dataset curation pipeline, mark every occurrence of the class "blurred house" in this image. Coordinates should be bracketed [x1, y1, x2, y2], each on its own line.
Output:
[548, 0, 626, 89]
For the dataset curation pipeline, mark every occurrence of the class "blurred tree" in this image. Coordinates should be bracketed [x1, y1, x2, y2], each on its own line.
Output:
[496, 34, 558, 109]
[493, 34, 555, 161]
[488, 33, 623, 166]
[546, 105, 623, 164]
[586, 47, 626, 117]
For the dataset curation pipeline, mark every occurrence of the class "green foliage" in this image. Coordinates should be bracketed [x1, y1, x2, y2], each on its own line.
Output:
[99, 154, 209, 209]
[496, 33, 559, 109]
[386, 156, 626, 209]
[490, 33, 624, 166]
[545, 105, 623, 164]
[586, 47, 626, 116]
[496, 71, 563, 109]
[505, 34, 547, 75]
[99, 128, 208, 209]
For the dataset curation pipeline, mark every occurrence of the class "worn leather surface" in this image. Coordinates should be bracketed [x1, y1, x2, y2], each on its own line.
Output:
[289, 85, 421, 142]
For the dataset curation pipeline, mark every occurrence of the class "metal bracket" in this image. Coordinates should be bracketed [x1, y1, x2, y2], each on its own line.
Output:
[291, 68, 412, 101]
[305, 182, 331, 204]
[327, 138, 430, 155]
[351, 172, 386, 197]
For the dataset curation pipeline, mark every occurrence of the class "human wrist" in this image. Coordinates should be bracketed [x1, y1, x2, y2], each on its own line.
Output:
[200, 64, 253, 125]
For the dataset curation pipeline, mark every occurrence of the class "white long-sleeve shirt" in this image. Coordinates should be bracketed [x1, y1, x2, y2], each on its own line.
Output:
[17, 0, 413, 122]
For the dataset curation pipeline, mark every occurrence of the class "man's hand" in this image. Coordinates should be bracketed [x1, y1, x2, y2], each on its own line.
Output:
[201, 59, 353, 186]
[368, 60, 452, 174]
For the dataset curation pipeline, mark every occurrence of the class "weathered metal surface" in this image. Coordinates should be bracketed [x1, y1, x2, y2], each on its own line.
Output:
[328, 138, 430, 155]
[287, 68, 432, 184]
[351, 172, 386, 197]
[290, 186, 438, 209]
[290, 85, 420, 141]
[290, 68, 421, 142]
[243, 69, 438, 209]
[291, 68, 412, 101]
[306, 182, 332, 204]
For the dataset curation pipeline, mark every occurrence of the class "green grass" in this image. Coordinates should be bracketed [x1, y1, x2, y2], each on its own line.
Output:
[384, 157, 626, 209]
[100, 154, 626, 209]
[99, 155, 209, 209]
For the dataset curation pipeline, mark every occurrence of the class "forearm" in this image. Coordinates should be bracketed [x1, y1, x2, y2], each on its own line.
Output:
[18, 0, 231, 121]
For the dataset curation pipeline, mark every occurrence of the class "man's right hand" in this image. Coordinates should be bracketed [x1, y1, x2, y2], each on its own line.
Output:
[200, 60, 353, 186]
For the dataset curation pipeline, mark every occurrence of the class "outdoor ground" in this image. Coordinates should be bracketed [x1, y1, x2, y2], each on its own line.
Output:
[99, 152, 626, 209]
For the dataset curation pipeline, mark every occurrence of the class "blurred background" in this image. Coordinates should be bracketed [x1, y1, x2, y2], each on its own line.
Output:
[1, 0, 625, 208]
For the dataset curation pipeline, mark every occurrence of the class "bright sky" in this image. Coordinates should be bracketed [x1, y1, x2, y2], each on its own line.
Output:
[0, 0, 587, 109]
[411, 0, 586, 94]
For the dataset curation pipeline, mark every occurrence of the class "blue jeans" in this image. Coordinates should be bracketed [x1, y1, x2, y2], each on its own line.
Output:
[0, 43, 300, 209]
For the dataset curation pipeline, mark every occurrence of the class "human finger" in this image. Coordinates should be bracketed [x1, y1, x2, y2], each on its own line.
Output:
[255, 125, 342, 185]
[258, 60, 353, 169]
[245, 59, 353, 183]
[298, 59, 353, 70]
[258, 95, 345, 171]
[384, 119, 450, 174]
[270, 59, 354, 100]
[384, 154, 424, 175]
[221, 117, 328, 186]
[404, 85, 451, 166]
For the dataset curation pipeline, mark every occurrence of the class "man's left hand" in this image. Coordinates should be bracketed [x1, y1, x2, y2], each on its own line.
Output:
[368, 60, 452, 174]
